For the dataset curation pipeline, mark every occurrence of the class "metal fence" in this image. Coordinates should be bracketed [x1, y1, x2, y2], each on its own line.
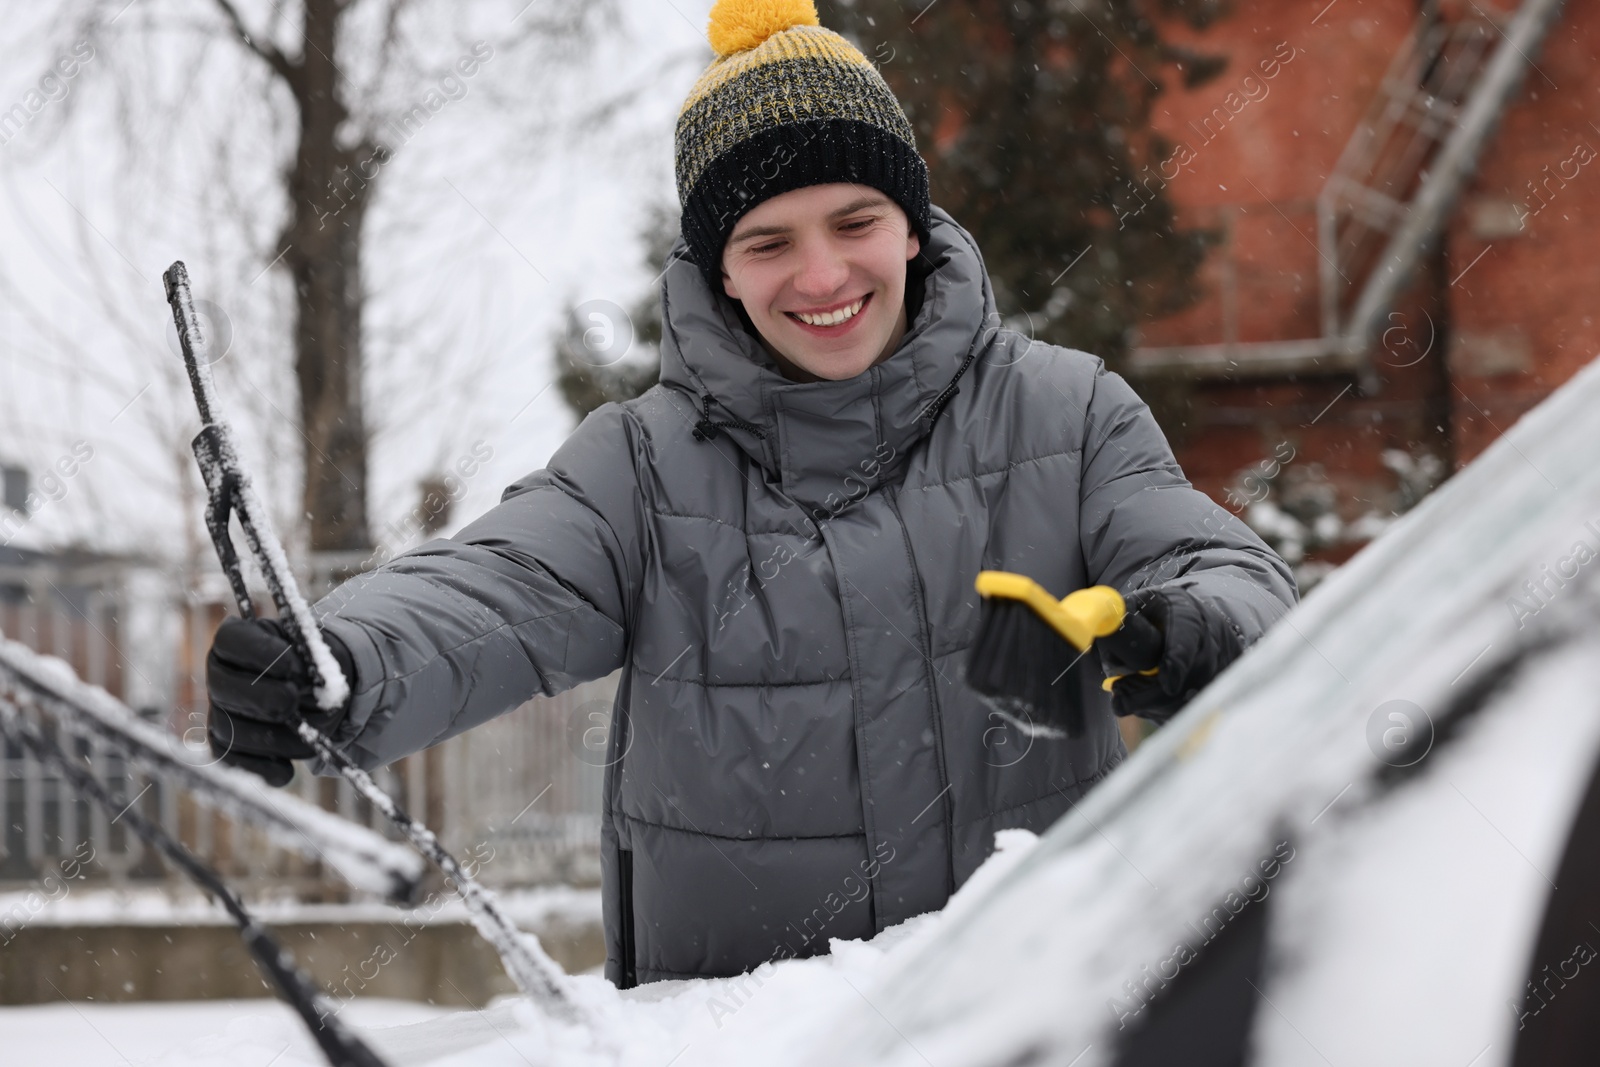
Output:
[0, 549, 610, 896]
[436, 680, 612, 887]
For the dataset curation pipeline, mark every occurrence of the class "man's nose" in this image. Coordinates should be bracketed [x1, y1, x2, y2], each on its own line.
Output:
[791, 239, 850, 299]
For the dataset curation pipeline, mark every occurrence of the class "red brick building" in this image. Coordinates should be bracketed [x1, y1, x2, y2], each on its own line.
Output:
[1129, 0, 1591, 570]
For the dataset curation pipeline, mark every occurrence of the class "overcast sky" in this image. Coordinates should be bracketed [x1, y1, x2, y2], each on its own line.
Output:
[0, 0, 713, 564]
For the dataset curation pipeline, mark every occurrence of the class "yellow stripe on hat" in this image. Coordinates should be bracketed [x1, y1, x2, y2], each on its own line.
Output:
[680, 25, 877, 117]
[673, 0, 928, 271]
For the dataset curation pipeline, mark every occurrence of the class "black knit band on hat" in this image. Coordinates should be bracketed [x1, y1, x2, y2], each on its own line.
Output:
[674, 0, 932, 278]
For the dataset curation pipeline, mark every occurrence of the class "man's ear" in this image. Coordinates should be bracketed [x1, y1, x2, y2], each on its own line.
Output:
[905, 229, 921, 260]
[721, 264, 740, 300]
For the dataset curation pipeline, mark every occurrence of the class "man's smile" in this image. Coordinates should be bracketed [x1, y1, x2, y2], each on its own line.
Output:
[786, 293, 871, 334]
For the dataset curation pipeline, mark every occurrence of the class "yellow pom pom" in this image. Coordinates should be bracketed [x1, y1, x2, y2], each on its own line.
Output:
[707, 0, 820, 58]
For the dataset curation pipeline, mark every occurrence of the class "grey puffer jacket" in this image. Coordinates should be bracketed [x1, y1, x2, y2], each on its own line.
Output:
[315, 208, 1296, 986]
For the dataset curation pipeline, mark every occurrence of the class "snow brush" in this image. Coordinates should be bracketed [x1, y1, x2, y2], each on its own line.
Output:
[164, 262, 588, 1026]
[967, 572, 1144, 738]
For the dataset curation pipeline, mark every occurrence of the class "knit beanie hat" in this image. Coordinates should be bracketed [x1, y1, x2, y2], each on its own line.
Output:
[675, 0, 932, 278]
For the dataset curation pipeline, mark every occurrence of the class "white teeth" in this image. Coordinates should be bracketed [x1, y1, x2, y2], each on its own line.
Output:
[795, 298, 864, 327]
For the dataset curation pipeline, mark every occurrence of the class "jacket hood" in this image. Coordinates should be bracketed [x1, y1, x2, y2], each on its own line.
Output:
[656, 206, 995, 512]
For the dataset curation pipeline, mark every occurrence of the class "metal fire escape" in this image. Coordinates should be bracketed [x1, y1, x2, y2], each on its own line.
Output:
[1128, 0, 1568, 381]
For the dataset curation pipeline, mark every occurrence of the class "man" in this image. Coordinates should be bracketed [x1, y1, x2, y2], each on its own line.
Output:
[206, 0, 1296, 988]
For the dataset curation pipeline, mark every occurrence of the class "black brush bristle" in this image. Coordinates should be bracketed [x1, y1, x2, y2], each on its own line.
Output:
[967, 597, 1088, 738]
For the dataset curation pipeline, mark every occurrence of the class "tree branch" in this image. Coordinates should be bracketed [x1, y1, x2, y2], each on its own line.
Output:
[210, 0, 298, 84]
[353, 0, 411, 139]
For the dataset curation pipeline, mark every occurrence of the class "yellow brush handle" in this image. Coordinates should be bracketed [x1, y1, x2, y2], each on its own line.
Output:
[975, 572, 1127, 653]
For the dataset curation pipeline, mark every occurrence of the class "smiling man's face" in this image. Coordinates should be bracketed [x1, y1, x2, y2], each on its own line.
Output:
[720, 184, 921, 382]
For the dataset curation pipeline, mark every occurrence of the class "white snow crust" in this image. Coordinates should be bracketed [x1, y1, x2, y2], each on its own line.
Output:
[1254, 638, 1600, 1066]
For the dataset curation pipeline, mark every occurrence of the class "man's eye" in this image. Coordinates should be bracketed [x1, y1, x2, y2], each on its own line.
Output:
[750, 241, 785, 255]
[841, 218, 875, 233]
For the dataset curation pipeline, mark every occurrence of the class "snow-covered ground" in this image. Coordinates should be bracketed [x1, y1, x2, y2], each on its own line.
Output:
[0, 884, 599, 930]
[2, 997, 450, 1067]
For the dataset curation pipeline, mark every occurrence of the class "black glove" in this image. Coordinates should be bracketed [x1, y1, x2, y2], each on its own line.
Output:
[1097, 586, 1245, 722]
[207, 617, 354, 787]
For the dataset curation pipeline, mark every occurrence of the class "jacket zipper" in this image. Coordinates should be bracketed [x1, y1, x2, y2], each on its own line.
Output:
[887, 488, 956, 895]
[618, 847, 637, 988]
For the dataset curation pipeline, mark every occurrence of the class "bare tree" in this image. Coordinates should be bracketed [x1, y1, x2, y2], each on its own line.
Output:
[31, 0, 611, 577]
